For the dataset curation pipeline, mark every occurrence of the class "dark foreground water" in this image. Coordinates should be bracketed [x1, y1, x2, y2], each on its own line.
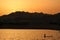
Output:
[0, 29, 60, 40]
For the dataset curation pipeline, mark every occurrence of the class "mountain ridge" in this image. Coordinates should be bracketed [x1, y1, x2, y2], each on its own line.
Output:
[0, 11, 60, 30]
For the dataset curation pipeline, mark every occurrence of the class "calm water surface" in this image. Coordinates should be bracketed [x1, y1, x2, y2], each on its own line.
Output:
[0, 29, 60, 40]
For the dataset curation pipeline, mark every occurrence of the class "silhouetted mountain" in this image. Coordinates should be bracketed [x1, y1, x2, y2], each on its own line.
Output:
[0, 11, 60, 30]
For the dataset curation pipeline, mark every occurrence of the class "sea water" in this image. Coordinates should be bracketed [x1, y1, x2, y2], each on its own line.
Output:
[0, 29, 60, 40]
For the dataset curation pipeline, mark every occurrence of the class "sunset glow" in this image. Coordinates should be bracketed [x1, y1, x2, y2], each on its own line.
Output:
[0, 0, 60, 16]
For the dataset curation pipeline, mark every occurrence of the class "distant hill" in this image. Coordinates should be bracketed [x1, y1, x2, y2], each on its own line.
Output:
[0, 11, 60, 30]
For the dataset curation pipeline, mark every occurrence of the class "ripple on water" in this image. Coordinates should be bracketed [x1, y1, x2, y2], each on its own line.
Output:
[0, 29, 60, 40]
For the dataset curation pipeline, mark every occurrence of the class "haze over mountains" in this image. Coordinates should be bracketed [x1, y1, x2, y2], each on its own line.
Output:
[0, 11, 60, 30]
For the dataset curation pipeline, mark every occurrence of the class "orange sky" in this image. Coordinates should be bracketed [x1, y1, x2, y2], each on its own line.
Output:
[0, 0, 60, 16]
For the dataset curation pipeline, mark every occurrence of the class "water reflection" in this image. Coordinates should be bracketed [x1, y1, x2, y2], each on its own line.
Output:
[0, 29, 60, 40]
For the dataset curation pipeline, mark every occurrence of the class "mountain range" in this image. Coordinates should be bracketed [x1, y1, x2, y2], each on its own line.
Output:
[0, 11, 60, 30]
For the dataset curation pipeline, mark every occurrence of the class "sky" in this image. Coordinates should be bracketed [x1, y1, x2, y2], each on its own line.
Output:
[0, 0, 60, 16]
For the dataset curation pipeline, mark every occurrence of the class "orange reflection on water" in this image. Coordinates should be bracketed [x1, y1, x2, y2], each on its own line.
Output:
[0, 29, 60, 40]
